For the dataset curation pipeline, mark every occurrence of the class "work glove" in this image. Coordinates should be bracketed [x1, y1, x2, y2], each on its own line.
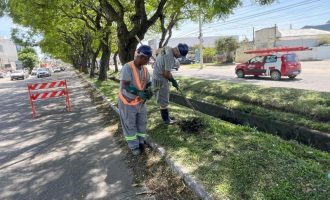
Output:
[146, 82, 152, 89]
[144, 87, 153, 100]
[128, 85, 139, 95]
[169, 78, 179, 89]
[137, 91, 147, 100]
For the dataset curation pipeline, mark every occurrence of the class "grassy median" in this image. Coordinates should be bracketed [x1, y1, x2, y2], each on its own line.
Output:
[173, 78, 330, 132]
[88, 77, 330, 200]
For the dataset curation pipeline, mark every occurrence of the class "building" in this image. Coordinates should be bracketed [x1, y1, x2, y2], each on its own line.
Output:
[302, 20, 330, 31]
[237, 26, 330, 61]
[148, 35, 239, 50]
[255, 27, 330, 48]
[0, 37, 19, 71]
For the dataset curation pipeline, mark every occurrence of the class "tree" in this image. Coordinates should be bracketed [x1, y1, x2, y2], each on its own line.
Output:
[215, 37, 239, 63]
[203, 47, 216, 63]
[0, 0, 7, 17]
[7, 0, 112, 80]
[18, 47, 38, 72]
[11, 28, 39, 47]
[99, 0, 168, 63]
[7, 0, 275, 76]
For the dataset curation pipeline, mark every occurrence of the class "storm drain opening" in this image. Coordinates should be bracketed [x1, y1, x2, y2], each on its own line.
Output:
[178, 117, 205, 134]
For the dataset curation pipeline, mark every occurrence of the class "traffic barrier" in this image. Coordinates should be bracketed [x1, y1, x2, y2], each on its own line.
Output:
[27, 80, 71, 118]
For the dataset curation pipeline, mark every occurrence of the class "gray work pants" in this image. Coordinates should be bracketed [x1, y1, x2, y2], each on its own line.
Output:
[153, 78, 169, 108]
[118, 99, 147, 150]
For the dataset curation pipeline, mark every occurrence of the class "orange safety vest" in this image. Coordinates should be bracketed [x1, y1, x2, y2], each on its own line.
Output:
[118, 61, 147, 106]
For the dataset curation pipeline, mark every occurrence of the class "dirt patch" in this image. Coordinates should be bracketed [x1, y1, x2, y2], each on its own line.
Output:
[84, 82, 199, 200]
[178, 117, 205, 134]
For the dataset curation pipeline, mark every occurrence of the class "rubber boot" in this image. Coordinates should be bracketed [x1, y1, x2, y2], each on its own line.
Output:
[160, 109, 175, 124]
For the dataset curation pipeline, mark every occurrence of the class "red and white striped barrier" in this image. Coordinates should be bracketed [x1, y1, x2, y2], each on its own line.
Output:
[27, 80, 71, 118]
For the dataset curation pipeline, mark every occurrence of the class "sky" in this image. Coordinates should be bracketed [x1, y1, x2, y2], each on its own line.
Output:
[172, 0, 330, 40]
[0, 0, 329, 42]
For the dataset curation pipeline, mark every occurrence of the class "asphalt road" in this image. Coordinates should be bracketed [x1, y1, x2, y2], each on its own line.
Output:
[173, 60, 330, 92]
[0, 70, 151, 200]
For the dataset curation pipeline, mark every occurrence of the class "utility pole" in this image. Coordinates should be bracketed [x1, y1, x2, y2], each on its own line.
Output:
[199, 10, 204, 69]
[274, 24, 277, 47]
[252, 26, 255, 44]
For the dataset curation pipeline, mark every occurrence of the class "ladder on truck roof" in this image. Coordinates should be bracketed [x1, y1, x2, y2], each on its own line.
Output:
[244, 47, 312, 55]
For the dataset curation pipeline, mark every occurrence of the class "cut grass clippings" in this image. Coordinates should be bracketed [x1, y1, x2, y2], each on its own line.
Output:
[174, 78, 330, 133]
[84, 83, 199, 200]
[89, 76, 330, 200]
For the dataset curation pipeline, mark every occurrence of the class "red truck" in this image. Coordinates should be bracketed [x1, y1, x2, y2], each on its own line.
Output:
[235, 47, 310, 80]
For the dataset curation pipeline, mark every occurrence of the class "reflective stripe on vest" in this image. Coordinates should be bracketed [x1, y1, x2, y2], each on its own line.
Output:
[118, 61, 147, 106]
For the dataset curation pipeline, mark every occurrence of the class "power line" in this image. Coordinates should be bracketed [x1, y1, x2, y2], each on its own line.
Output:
[206, 0, 321, 28]
[180, 11, 330, 38]
[175, 0, 324, 37]
[203, 9, 330, 33]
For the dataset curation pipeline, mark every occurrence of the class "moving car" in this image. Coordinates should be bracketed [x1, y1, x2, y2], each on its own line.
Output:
[179, 57, 195, 65]
[53, 66, 62, 73]
[235, 47, 308, 80]
[10, 70, 26, 80]
[37, 68, 51, 78]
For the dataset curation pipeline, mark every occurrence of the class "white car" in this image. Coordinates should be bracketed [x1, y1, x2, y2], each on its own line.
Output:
[53, 67, 62, 73]
[10, 70, 25, 80]
[37, 68, 51, 78]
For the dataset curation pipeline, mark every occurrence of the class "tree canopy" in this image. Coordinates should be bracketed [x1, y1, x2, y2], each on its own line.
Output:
[6, 0, 275, 80]
[215, 37, 239, 62]
[18, 47, 38, 72]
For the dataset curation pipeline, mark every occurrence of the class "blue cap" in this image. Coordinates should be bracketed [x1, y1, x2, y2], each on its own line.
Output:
[137, 45, 152, 58]
[177, 43, 189, 57]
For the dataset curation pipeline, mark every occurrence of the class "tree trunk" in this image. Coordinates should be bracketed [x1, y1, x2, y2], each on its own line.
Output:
[81, 54, 89, 74]
[90, 46, 101, 78]
[118, 36, 139, 64]
[113, 51, 118, 72]
[90, 56, 97, 78]
[98, 41, 110, 81]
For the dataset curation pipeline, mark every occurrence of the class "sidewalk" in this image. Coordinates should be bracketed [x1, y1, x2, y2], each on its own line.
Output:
[0, 69, 153, 200]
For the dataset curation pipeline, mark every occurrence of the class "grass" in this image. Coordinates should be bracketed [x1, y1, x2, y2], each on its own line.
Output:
[171, 78, 330, 132]
[100, 72, 330, 132]
[182, 62, 235, 69]
[88, 76, 330, 200]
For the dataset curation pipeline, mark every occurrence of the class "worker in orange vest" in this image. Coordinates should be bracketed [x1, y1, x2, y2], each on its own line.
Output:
[118, 45, 153, 156]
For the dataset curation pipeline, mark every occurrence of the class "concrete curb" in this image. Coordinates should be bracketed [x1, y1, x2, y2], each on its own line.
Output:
[75, 71, 213, 200]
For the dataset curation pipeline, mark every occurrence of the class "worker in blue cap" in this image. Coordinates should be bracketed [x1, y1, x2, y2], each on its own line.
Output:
[152, 43, 189, 124]
[118, 45, 153, 156]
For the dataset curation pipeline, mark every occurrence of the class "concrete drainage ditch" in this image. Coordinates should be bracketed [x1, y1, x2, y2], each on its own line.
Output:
[170, 93, 330, 151]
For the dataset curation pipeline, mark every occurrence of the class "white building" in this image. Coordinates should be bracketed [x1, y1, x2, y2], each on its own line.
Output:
[148, 35, 239, 50]
[0, 37, 19, 70]
[253, 27, 330, 61]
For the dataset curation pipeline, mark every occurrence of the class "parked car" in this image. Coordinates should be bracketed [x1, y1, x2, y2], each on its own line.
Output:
[235, 52, 302, 80]
[179, 58, 195, 65]
[53, 66, 62, 73]
[37, 68, 51, 78]
[10, 70, 26, 80]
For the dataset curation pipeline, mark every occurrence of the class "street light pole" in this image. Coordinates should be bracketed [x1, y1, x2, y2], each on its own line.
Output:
[199, 10, 203, 69]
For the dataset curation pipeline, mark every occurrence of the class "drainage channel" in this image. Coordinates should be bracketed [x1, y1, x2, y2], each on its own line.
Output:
[170, 93, 330, 151]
